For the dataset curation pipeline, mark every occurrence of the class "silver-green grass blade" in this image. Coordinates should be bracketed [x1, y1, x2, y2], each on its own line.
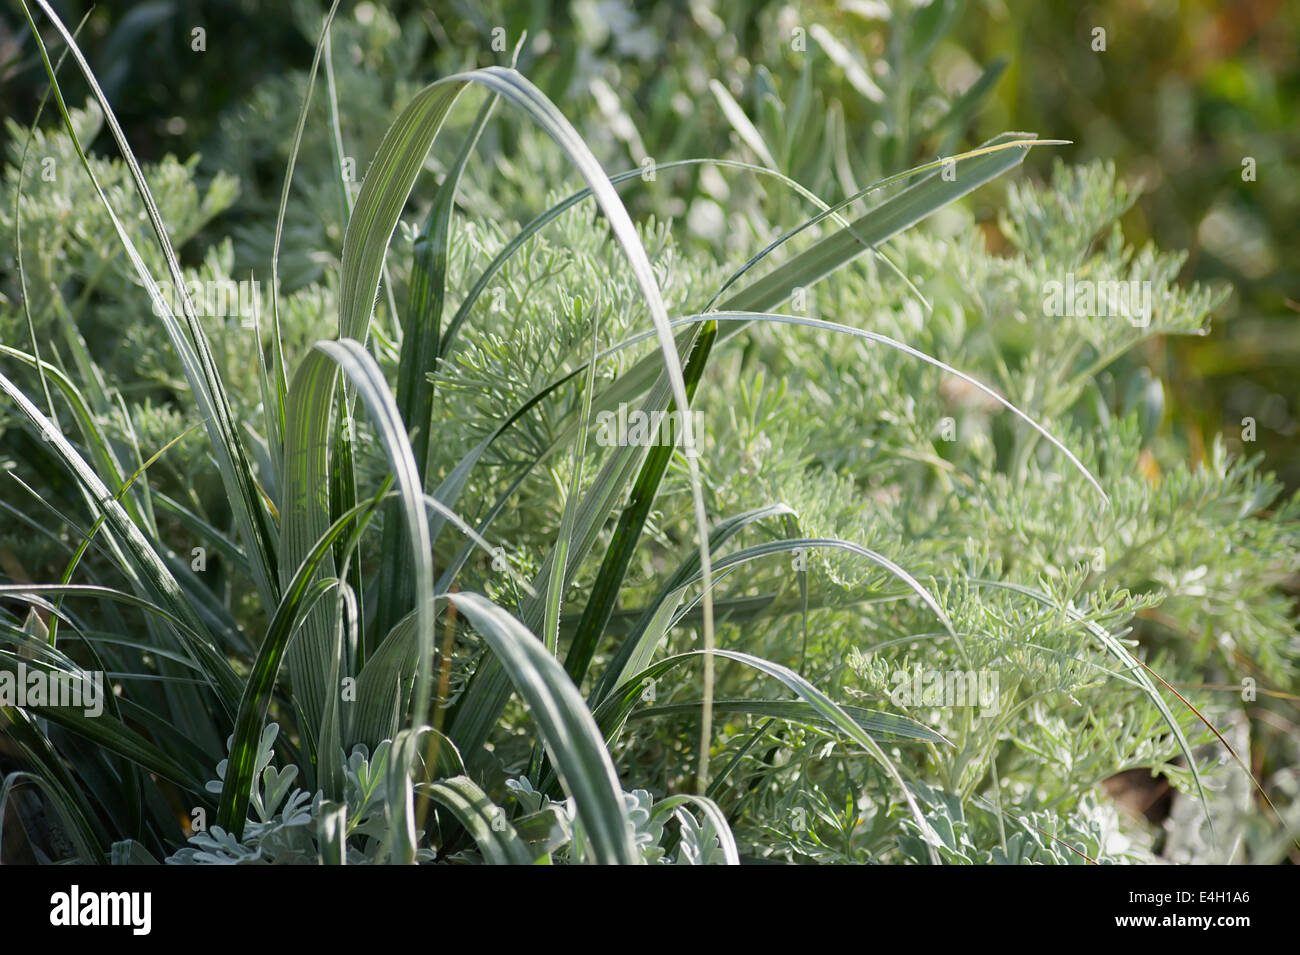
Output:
[448, 592, 640, 864]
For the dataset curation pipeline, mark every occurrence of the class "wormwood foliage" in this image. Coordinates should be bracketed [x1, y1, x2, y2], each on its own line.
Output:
[0, 2, 1296, 866]
[625, 162, 1300, 863]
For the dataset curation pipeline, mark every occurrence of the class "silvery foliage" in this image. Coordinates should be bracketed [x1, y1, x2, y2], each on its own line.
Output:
[167, 724, 435, 865]
[895, 782, 1153, 866]
[506, 777, 727, 865]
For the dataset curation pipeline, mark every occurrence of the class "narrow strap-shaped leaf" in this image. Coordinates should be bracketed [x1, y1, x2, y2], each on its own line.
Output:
[0, 371, 240, 708]
[314, 342, 437, 730]
[422, 776, 536, 865]
[646, 793, 741, 865]
[0, 656, 207, 790]
[562, 322, 717, 685]
[0, 712, 107, 863]
[714, 132, 1044, 313]
[374, 96, 496, 644]
[590, 648, 942, 857]
[350, 612, 418, 749]
[629, 699, 948, 744]
[344, 67, 717, 774]
[654, 312, 1112, 501]
[590, 503, 794, 703]
[216, 491, 387, 835]
[330, 408, 363, 673]
[448, 592, 639, 864]
[281, 351, 343, 742]
[26, 0, 281, 612]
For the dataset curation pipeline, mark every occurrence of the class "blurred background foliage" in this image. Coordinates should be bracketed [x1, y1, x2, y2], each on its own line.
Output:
[955, 0, 1300, 489]
[3, 0, 1294, 480]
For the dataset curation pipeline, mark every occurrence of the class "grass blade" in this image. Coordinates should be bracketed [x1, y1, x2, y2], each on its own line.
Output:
[629, 699, 949, 745]
[23, 0, 281, 611]
[448, 592, 639, 864]
[421, 775, 536, 865]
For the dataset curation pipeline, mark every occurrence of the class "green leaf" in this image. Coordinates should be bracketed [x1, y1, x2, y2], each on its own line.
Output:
[562, 322, 719, 686]
[709, 78, 780, 166]
[648, 794, 740, 865]
[345, 68, 719, 774]
[593, 648, 943, 858]
[422, 776, 536, 865]
[448, 592, 639, 864]
[24, 0, 281, 613]
[0, 370, 240, 709]
[0, 655, 207, 789]
[630, 699, 949, 745]
[373, 95, 497, 644]
[216, 482, 389, 836]
[714, 133, 1047, 314]
[592, 504, 794, 703]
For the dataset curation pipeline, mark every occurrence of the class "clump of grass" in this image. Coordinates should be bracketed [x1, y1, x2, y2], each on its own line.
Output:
[2, 1, 1295, 866]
